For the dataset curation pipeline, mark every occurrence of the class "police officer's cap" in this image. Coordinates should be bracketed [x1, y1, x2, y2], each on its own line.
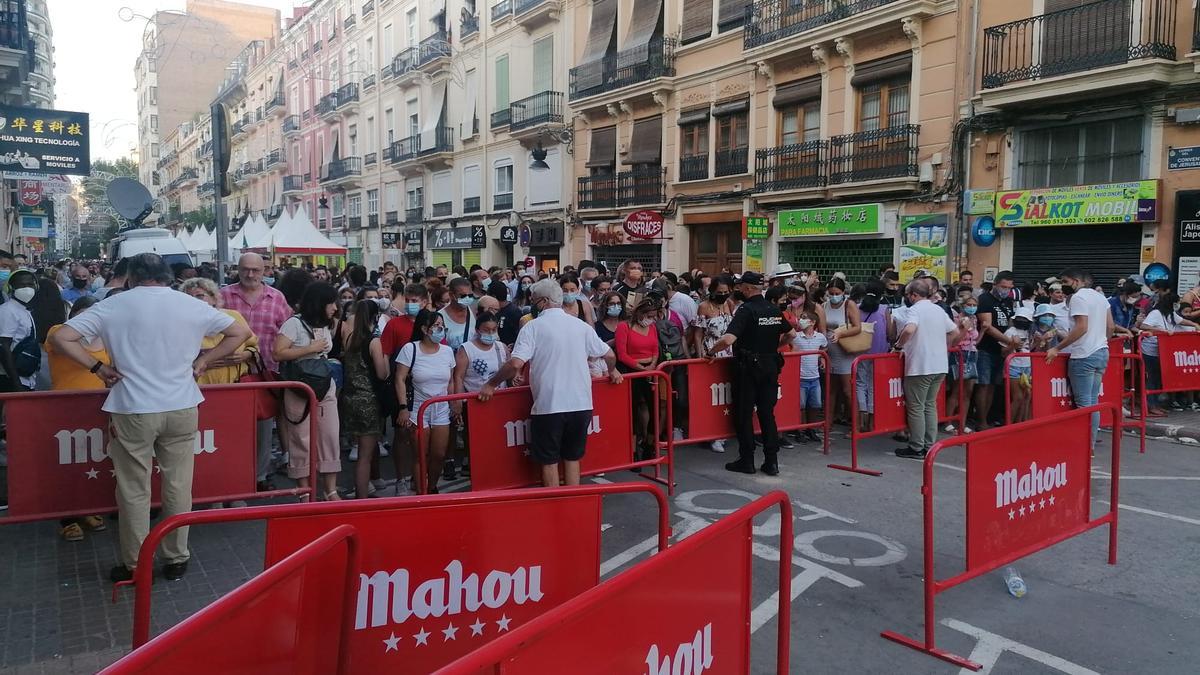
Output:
[736, 271, 766, 286]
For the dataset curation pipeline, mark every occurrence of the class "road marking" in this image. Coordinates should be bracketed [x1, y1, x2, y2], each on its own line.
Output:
[749, 554, 863, 633]
[941, 618, 1100, 675]
[1096, 500, 1200, 526]
[794, 530, 908, 567]
[599, 512, 709, 577]
[1090, 469, 1200, 481]
[934, 462, 965, 473]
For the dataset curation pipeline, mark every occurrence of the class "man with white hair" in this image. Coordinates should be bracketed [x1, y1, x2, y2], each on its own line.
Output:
[479, 279, 621, 486]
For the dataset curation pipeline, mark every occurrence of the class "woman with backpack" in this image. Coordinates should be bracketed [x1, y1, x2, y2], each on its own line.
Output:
[341, 299, 392, 499]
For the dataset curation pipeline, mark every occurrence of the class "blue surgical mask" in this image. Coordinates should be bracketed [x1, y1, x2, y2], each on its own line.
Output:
[458, 295, 474, 307]
[262, 276, 275, 286]
[0, 270, 11, 285]
[563, 292, 579, 304]
[1038, 316, 1055, 328]
[828, 294, 845, 306]
[429, 328, 446, 343]
[963, 306, 978, 316]
[520, 282, 531, 291]
[606, 305, 622, 317]
[406, 302, 421, 316]
[479, 332, 498, 345]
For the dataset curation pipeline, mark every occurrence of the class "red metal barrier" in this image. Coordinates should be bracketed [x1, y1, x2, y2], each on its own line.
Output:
[122, 483, 670, 673]
[0, 382, 319, 524]
[829, 350, 964, 477]
[435, 491, 793, 675]
[880, 404, 1120, 670]
[101, 525, 361, 675]
[1139, 331, 1200, 417]
[414, 370, 674, 495]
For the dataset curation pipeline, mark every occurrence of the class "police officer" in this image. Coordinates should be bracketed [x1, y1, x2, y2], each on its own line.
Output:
[705, 271, 793, 475]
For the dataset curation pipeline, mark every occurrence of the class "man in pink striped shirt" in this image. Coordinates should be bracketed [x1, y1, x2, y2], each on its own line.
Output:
[220, 253, 292, 489]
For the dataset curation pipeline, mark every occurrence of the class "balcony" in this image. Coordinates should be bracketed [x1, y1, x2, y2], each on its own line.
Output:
[745, 0, 900, 50]
[266, 93, 285, 117]
[569, 38, 676, 102]
[332, 215, 346, 229]
[368, 213, 379, 228]
[317, 92, 339, 119]
[263, 149, 284, 171]
[363, 74, 376, 90]
[283, 174, 304, 195]
[493, 193, 514, 212]
[329, 28, 338, 43]
[0, 8, 33, 89]
[234, 166, 251, 186]
[390, 137, 419, 165]
[178, 167, 199, 185]
[432, 201, 453, 217]
[577, 167, 666, 210]
[715, 147, 748, 177]
[391, 48, 420, 85]
[828, 124, 920, 193]
[382, 144, 395, 163]
[418, 32, 451, 74]
[405, 207, 424, 224]
[321, 157, 363, 187]
[509, 90, 563, 139]
[753, 140, 828, 199]
[678, 154, 708, 182]
[253, 159, 266, 176]
[386, 210, 399, 225]
[283, 115, 301, 136]
[364, 151, 378, 166]
[198, 182, 215, 197]
[462, 13, 480, 38]
[344, 14, 356, 31]
[980, 0, 1179, 107]
[490, 108, 512, 129]
[337, 83, 359, 109]
[491, 0, 513, 23]
[514, 0, 559, 29]
[312, 39, 322, 54]
[254, 108, 264, 127]
[391, 128, 456, 172]
[302, 109, 314, 123]
[463, 196, 481, 214]
[363, 0, 374, 16]
[230, 120, 247, 140]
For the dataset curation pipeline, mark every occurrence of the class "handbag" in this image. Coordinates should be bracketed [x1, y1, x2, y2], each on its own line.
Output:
[279, 320, 333, 424]
[237, 348, 279, 421]
[836, 320, 874, 354]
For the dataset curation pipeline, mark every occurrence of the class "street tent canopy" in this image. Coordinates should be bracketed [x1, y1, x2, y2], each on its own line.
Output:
[176, 227, 193, 249]
[247, 209, 284, 250]
[231, 213, 269, 251]
[268, 206, 348, 255]
[187, 226, 216, 253]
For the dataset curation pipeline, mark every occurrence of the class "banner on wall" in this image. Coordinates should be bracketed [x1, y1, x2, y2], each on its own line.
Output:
[994, 180, 1160, 228]
[744, 240, 763, 273]
[899, 214, 948, 281]
[777, 203, 881, 237]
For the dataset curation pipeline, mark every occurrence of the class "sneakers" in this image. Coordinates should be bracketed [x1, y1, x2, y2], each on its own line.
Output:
[760, 462, 780, 476]
[710, 439, 726, 453]
[672, 428, 685, 441]
[61, 523, 84, 542]
[805, 429, 822, 443]
[943, 423, 956, 433]
[379, 442, 391, 457]
[371, 478, 395, 492]
[348, 445, 359, 462]
[894, 447, 927, 460]
[109, 565, 134, 583]
[162, 561, 189, 581]
[779, 436, 795, 449]
[442, 459, 458, 481]
[724, 460, 756, 475]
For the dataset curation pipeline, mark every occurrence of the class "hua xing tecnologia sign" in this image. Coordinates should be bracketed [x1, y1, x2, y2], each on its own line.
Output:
[0, 104, 90, 177]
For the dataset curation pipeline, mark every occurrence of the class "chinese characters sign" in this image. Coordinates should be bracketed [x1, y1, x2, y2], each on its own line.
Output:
[994, 180, 1160, 228]
[742, 216, 769, 239]
[777, 203, 881, 237]
[899, 214, 948, 282]
[0, 105, 90, 176]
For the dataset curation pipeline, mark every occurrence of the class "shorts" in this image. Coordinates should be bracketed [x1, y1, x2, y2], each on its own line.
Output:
[529, 410, 592, 465]
[414, 399, 450, 428]
[801, 378, 822, 409]
[976, 349, 1003, 386]
[1008, 364, 1031, 387]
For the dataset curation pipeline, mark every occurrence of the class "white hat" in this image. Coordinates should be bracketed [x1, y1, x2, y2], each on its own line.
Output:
[1014, 305, 1034, 321]
[771, 262, 799, 279]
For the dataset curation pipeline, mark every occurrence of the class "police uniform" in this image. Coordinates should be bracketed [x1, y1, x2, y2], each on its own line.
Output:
[723, 273, 791, 471]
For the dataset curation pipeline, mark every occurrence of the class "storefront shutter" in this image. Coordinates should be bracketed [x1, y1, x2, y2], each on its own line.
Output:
[681, 0, 713, 44]
[431, 250, 453, 267]
[1011, 223, 1141, 291]
[463, 249, 482, 269]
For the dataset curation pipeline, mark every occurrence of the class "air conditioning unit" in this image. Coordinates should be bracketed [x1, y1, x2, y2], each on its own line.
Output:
[1174, 107, 1200, 125]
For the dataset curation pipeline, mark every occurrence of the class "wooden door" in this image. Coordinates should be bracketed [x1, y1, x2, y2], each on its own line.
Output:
[690, 223, 743, 275]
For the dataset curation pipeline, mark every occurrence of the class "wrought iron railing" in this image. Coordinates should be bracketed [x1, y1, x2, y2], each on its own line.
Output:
[827, 124, 919, 184]
[463, 196, 481, 213]
[317, 92, 338, 116]
[421, 126, 455, 155]
[283, 115, 301, 134]
[578, 173, 617, 209]
[754, 140, 828, 192]
[344, 14, 356, 30]
[982, 0, 1177, 89]
[301, 109, 313, 122]
[744, 0, 899, 50]
[198, 182, 215, 196]
[462, 13, 479, 37]
[392, 48, 419, 77]
[419, 32, 451, 66]
[363, 0, 374, 15]
[515, 0, 548, 16]
[569, 38, 676, 101]
[303, 172, 312, 182]
[321, 157, 363, 182]
[391, 137, 418, 163]
[364, 152, 377, 166]
[254, 108, 263, 123]
[363, 74, 376, 89]
[231, 120, 247, 136]
[337, 83, 359, 107]
[368, 213, 379, 228]
[432, 201, 453, 217]
[283, 175, 303, 192]
[312, 39, 322, 53]
[492, 0, 513, 22]
[265, 93, 284, 112]
[510, 91, 563, 131]
[715, 147, 748, 177]
[1194, 3, 1200, 51]
[385, 211, 399, 225]
[264, 149, 284, 168]
[678, 154, 709, 182]
[253, 159, 265, 174]
[490, 108, 512, 129]
[577, 167, 667, 208]
[405, 207, 424, 223]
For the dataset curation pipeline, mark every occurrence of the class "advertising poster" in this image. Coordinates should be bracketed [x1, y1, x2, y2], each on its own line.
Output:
[0, 104, 90, 176]
[898, 214, 948, 281]
[994, 180, 1160, 228]
[744, 239, 763, 273]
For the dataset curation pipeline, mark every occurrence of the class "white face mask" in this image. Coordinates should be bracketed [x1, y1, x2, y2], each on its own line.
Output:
[12, 287, 34, 304]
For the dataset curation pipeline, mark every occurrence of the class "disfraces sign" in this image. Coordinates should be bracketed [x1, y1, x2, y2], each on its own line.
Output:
[623, 210, 664, 239]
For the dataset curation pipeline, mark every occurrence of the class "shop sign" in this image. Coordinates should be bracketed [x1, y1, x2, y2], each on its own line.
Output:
[527, 222, 564, 247]
[994, 180, 1160, 228]
[1143, 262, 1170, 285]
[623, 210, 664, 239]
[778, 203, 881, 237]
[588, 223, 626, 247]
[428, 225, 485, 250]
[744, 239, 764, 273]
[403, 229, 423, 253]
[8, 172, 71, 194]
[0, 104, 91, 176]
[964, 189, 995, 216]
[971, 215, 997, 247]
[1180, 220, 1200, 243]
[381, 232, 398, 248]
[17, 180, 41, 206]
[1178, 257, 1200, 295]
[1168, 145, 1200, 171]
[742, 216, 769, 239]
[899, 214, 949, 282]
[499, 225, 518, 244]
[19, 215, 47, 238]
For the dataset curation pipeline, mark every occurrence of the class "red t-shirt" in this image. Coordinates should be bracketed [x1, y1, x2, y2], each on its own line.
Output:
[380, 315, 415, 358]
[615, 321, 658, 369]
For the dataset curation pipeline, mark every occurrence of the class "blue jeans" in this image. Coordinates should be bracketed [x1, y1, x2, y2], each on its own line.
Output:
[1068, 348, 1108, 446]
[1143, 355, 1162, 408]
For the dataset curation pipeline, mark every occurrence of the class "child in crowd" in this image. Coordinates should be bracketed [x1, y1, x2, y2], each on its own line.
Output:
[790, 310, 827, 443]
[945, 294, 979, 433]
[1003, 306, 1035, 423]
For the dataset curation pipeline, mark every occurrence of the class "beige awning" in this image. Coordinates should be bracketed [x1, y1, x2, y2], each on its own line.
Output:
[585, 125, 617, 168]
[626, 116, 662, 165]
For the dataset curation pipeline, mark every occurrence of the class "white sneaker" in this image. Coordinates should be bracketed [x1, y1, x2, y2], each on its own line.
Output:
[371, 479, 394, 491]
[963, 426, 974, 434]
[379, 443, 390, 457]
[943, 423, 956, 433]
[349, 446, 359, 462]
[672, 428, 684, 441]
[710, 439, 726, 453]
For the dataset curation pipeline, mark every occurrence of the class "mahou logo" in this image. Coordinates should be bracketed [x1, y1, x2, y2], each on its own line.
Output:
[355, 560, 544, 630]
[645, 622, 713, 675]
[503, 416, 601, 448]
[888, 377, 903, 399]
[995, 461, 1067, 509]
[1173, 350, 1200, 368]
[56, 428, 217, 464]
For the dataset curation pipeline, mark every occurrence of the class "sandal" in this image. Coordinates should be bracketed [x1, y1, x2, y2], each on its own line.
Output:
[82, 515, 106, 531]
[60, 522, 84, 542]
[324, 491, 341, 501]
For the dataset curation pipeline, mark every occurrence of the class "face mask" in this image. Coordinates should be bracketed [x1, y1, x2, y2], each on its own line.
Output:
[263, 277, 275, 286]
[711, 293, 729, 303]
[458, 295, 474, 307]
[606, 304, 622, 317]
[72, 278, 88, 289]
[828, 294, 845, 306]
[1038, 316, 1055, 328]
[376, 298, 391, 311]
[479, 332, 498, 345]
[638, 317, 655, 328]
[12, 287, 35, 304]
[1125, 296, 1138, 305]
[963, 306, 978, 316]
[797, 318, 813, 330]
[429, 328, 446, 343]
[732, 290, 746, 302]
[992, 287, 1008, 299]
[563, 292, 579, 304]
[520, 282, 531, 291]
[790, 299, 805, 309]
[0, 270, 10, 285]
[406, 302, 421, 316]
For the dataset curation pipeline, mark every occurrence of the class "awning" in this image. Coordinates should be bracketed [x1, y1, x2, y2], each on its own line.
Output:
[681, 0, 713, 44]
[677, 106, 710, 126]
[773, 76, 821, 108]
[461, 68, 479, 140]
[576, 0, 618, 91]
[420, 81, 448, 150]
[850, 52, 912, 88]
[717, 0, 748, 31]
[712, 97, 749, 116]
[627, 116, 662, 165]
[585, 125, 617, 168]
[619, 0, 663, 67]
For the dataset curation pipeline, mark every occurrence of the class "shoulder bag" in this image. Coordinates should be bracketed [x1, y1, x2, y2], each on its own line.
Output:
[279, 320, 333, 423]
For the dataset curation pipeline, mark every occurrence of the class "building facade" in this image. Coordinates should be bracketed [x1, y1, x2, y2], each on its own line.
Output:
[25, 0, 52, 107]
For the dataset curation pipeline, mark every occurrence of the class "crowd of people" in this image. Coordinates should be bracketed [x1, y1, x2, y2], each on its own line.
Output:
[1, 245, 1198, 581]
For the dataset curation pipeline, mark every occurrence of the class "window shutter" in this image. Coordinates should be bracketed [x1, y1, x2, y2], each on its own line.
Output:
[773, 77, 821, 108]
[586, 126, 617, 168]
[627, 116, 663, 164]
[622, 0, 664, 64]
[717, 0, 748, 31]
[495, 55, 510, 110]
[850, 53, 912, 88]
[681, 0, 713, 44]
[532, 37, 554, 93]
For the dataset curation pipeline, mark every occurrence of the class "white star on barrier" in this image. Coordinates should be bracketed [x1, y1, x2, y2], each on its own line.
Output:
[496, 614, 512, 632]
[1018, 505, 1026, 517]
[1039, 498, 1046, 509]
[442, 623, 458, 641]
[85, 468, 99, 479]
[382, 633, 400, 652]
[1028, 501, 1037, 513]
[1008, 509, 1015, 521]
[1049, 495, 1055, 506]
[413, 628, 430, 646]
[723, 408, 730, 416]
[470, 618, 486, 636]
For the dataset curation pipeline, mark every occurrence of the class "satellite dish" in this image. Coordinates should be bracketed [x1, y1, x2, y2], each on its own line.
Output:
[106, 177, 154, 226]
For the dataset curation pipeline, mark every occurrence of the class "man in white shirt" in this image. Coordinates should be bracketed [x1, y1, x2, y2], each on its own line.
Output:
[50, 254, 251, 584]
[479, 279, 620, 487]
[1046, 268, 1115, 447]
[894, 278, 959, 459]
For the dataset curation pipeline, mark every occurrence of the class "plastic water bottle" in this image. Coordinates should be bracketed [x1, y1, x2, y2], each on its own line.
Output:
[1003, 567, 1027, 598]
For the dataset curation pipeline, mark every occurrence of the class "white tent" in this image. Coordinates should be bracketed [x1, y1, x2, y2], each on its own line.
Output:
[175, 227, 194, 249]
[246, 209, 285, 250]
[268, 206, 347, 256]
[187, 226, 216, 253]
[230, 213, 269, 253]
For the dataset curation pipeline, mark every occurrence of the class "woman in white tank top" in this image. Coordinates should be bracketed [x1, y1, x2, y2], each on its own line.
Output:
[454, 312, 509, 395]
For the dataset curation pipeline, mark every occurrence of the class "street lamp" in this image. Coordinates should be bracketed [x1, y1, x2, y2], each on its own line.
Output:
[318, 196, 330, 230]
[530, 144, 551, 172]
[528, 128, 574, 171]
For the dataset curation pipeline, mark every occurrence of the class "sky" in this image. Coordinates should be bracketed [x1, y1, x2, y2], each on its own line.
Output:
[50, 0, 301, 164]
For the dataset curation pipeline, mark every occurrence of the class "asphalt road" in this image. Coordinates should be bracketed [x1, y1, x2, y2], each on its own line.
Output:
[591, 428, 1200, 674]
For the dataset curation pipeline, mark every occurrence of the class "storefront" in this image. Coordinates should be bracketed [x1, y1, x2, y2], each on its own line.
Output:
[428, 224, 485, 270]
[992, 180, 1160, 289]
[773, 202, 897, 282]
[402, 228, 424, 269]
[587, 215, 665, 274]
[684, 209, 744, 275]
[520, 220, 565, 273]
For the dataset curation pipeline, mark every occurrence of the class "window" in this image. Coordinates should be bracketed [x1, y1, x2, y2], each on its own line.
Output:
[717, 0, 747, 33]
[148, 59, 156, 73]
[528, 148, 560, 206]
[680, 120, 708, 156]
[348, 124, 358, 156]
[367, 189, 379, 214]
[532, 37, 553, 93]
[384, 23, 394, 58]
[333, 194, 345, 217]
[150, 86, 157, 105]
[407, 98, 419, 137]
[385, 108, 395, 144]
[366, 116, 375, 152]
[150, 115, 158, 132]
[495, 55, 509, 112]
[716, 112, 748, 152]
[406, 9, 417, 47]
[151, 143, 159, 158]
[857, 80, 909, 132]
[407, 184, 424, 209]
[365, 36, 374, 69]
[386, 183, 400, 212]
[349, 194, 362, 217]
[779, 102, 820, 145]
[494, 161, 514, 194]
[1019, 117, 1144, 189]
[330, 59, 340, 89]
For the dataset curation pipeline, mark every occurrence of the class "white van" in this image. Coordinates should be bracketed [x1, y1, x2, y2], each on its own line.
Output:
[106, 228, 194, 268]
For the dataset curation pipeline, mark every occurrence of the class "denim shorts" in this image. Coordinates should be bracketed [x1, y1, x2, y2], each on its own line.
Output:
[977, 349, 1003, 386]
[801, 378, 822, 409]
[1008, 363, 1031, 379]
